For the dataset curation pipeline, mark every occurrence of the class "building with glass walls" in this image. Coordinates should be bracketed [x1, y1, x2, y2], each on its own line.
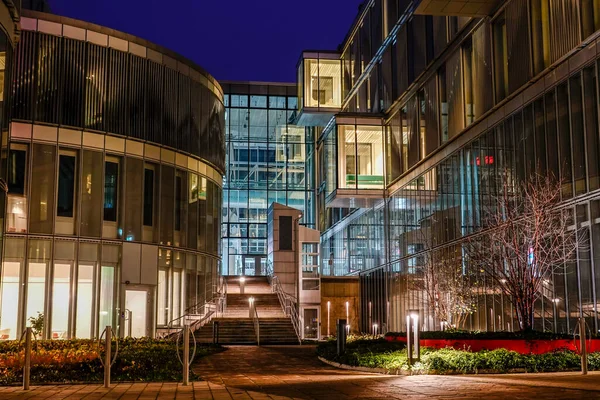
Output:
[295, 0, 600, 334]
[221, 82, 316, 276]
[0, 10, 225, 340]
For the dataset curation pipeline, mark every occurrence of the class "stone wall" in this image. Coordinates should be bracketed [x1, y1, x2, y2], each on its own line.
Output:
[320, 277, 360, 336]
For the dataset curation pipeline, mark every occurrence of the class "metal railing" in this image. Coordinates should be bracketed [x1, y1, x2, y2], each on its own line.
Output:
[270, 275, 301, 344]
[251, 305, 260, 346]
[157, 278, 228, 339]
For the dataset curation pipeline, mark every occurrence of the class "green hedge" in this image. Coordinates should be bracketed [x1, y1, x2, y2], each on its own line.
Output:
[317, 337, 594, 374]
[385, 329, 573, 340]
[0, 338, 221, 385]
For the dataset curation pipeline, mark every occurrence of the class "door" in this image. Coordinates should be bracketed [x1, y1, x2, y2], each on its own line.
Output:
[303, 308, 319, 340]
[124, 288, 151, 337]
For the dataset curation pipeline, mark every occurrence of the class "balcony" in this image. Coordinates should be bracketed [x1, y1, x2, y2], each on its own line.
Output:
[415, 0, 504, 17]
[296, 52, 342, 126]
[321, 115, 386, 208]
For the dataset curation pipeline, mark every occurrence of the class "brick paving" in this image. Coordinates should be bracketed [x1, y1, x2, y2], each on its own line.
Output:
[2, 345, 600, 399]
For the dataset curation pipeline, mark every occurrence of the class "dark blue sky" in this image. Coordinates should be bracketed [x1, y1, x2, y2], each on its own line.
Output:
[47, 0, 364, 83]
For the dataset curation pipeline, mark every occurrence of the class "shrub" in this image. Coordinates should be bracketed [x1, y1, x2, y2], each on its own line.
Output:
[318, 337, 594, 375]
[0, 338, 220, 385]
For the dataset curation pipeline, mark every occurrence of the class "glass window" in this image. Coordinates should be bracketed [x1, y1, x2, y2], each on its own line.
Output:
[57, 152, 77, 218]
[30, 144, 56, 234]
[303, 58, 342, 109]
[582, 0, 600, 39]
[80, 150, 103, 237]
[7, 145, 26, 195]
[175, 170, 187, 247]
[338, 125, 384, 189]
[530, 0, 551, 75]
[143, 163, 159, 243]
[99, 244, 119, 332]
[7, 145, 28, 233]
[250, 95, 267, 108]
[103, 158, 119, 222]
[584, 65, 600, 191]
[157, 263, 169, 325]
[160, 165, 175, 246]
[124, 157, 143, 242]
[26, 239, 52, 337]
[493, 13, 508, 102]
[462, 25, 492, 126]
[52, 240, 74, 339]
[570, 74, 587, 195]
[0, 237, 25, 339]
[76, 242, 98, 338]
[188, 173, 199, 250]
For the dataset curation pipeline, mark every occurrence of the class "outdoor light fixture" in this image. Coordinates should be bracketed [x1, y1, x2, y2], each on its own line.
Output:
[345, 301, 350, 334]
[327, 301, 331, 337]
[372, 323, 378, 336]
[407, 310, 420, 365]
[248, 297, 255, 318]
[240, 277, 246, 294]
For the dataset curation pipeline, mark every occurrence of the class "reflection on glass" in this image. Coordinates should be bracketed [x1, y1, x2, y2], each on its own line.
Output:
[157, 268, 168, 325]
[76, 264, 94, 338]
[51, 264, 71, 339]
[26, 262, 46, 329]
[338, 125, 384, 189]
[0, 262, 21, 339]
[303, 58, 342, 109]
[98, 266, 114, 331]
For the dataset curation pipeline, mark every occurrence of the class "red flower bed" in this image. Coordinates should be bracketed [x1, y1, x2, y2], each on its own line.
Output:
[385, 335, 600, 354]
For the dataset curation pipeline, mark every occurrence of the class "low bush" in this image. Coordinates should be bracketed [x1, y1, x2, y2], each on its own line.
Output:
[0, 338, 221, 385]
[385, 329, 573, 340]
[318, 338, 594, 375]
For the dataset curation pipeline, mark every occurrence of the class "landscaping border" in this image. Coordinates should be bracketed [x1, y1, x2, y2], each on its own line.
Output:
[318, 356, 409, 375]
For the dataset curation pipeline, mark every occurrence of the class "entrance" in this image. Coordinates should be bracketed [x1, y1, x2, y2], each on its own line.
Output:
[124, 288, 152, 337]
[303, 308, 319, 339]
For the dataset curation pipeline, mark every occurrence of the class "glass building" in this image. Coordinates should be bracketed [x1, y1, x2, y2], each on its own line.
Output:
[220, 82, 316, 276]
[0, 10, 225, 340]
[295, 0, 600, 334]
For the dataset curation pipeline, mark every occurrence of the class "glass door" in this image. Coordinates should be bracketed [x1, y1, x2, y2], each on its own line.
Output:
[124, 288, 152, 338]
[303, 308, 319, 339]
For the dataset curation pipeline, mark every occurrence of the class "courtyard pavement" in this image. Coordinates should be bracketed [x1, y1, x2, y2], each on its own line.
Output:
[2, 345, 600, 399]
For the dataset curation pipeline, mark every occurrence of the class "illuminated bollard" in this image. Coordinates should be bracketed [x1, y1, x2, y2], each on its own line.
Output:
[23, 327, 32, 390]
[406, 311, 420, 366]
[240, 277, 246, 295]
[336, 319, 347, 356]
[104, 326, 112, 388]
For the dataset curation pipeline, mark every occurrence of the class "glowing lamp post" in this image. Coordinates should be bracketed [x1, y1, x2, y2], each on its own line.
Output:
[406, 310, 420, 365]
[248, 297, 255, 318]
[239, 277, 246, 295]
[327, 301, 331, 337]
[345, 301, 350, 335]
[372, 323, 378, 336]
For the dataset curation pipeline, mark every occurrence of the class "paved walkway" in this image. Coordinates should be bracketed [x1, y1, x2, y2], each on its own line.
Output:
[2, 345, 600, 399]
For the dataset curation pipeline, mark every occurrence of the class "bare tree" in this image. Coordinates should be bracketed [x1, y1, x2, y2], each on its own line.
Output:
[418, 244, 477, 329]
[407, 213, 478, 329]
[467, 172, 580, 331]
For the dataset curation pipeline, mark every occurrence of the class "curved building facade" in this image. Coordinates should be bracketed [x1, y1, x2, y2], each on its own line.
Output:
[0, 11, 224, 340]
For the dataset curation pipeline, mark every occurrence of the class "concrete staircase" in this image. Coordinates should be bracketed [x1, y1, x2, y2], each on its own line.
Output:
[195, 276, 300, 345]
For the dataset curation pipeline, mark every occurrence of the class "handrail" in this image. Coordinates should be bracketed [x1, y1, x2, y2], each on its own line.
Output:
[270, 275, 301, 344]
[251, 306, 260, 346]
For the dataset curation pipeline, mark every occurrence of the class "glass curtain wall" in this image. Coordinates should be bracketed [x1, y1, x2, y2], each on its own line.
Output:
[222, 86, 316, 276]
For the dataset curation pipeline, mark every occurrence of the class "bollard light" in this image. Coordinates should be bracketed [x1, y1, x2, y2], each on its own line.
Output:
[327, 301, 331, 337]
[249, 297, 255, 318]
[407, 311, 420, 365]
[372, 323, 378, 336]
[240, 277, 246, 295]
[345, 301, 350, 334]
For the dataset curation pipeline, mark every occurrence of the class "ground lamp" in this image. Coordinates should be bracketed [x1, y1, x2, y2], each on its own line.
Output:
[248, 297, 255, 318]
[240, 277, 246, 295]
[406, 310, 420, 365]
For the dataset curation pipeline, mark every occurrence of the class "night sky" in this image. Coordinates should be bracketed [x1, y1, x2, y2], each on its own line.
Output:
[47, 0, 364, 83]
